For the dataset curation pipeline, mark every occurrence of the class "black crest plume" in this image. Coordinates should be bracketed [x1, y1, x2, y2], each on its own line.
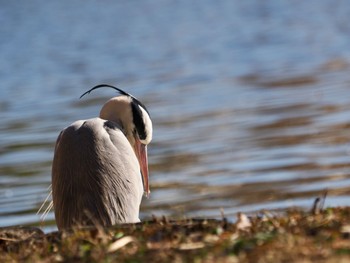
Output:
[80, 84, 149, 114]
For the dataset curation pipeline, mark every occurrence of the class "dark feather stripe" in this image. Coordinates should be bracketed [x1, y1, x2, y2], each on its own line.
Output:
[131, 100, 147, 140]
[80, 83, 150, 140]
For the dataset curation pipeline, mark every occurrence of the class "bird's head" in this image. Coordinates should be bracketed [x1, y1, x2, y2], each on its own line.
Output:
[80, 84, 153, 197]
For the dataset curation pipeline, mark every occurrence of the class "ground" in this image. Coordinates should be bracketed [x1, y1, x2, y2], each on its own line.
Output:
[1, 206, 350, 262]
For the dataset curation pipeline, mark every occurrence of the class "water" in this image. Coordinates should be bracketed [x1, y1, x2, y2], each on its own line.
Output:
[1, 0, 350, 231]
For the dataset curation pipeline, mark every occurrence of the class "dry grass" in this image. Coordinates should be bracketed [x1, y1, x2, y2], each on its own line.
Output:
[2, 207, 350, 262]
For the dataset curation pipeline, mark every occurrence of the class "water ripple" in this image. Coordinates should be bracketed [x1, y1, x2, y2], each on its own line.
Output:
[1, 0, 350, 229]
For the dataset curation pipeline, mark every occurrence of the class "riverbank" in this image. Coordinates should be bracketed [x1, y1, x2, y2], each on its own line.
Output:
[1, 206, 350, 262]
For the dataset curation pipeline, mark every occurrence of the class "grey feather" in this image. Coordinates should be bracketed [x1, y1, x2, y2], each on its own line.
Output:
[52, 118, 143, 230]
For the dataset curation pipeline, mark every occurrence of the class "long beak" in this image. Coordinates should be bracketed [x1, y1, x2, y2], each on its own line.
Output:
[134, 137, 150, 197]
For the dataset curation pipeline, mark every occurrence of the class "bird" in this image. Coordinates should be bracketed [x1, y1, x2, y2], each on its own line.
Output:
[51, 84, 152, 230]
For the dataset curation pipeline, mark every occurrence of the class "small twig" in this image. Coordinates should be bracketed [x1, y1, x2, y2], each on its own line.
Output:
[107, 236, 136, 253]
[311, 197, 321, 215]
[311, 189, 328, 215]
[220, 208, 228, 230]
[0, 237, 21, 242]
[161, 215, 169, 224]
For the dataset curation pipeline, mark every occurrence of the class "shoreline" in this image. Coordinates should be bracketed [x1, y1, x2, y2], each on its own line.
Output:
[1, 206, 350, 262]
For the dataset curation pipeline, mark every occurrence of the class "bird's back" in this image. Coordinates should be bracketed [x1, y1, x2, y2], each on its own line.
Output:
[52, 117, 143, 230]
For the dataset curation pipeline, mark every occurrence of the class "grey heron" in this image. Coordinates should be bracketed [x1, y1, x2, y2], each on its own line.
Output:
[51, 84, 152, 230]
